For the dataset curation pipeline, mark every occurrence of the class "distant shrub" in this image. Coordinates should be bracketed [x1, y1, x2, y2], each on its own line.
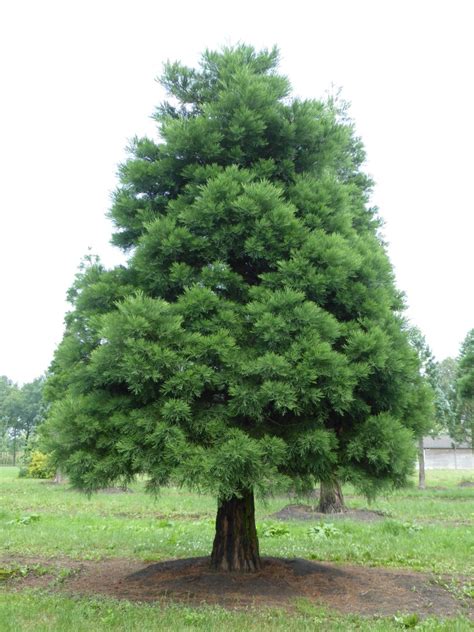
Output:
[24, 451, 55, 479]
[17, 466, 29, 478]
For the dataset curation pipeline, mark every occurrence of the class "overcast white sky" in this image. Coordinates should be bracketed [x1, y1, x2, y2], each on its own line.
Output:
[1, 0, 473, 384]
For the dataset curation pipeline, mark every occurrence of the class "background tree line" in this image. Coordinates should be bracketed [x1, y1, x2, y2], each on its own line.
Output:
[408, 326, 474, 488]
[0, 376, 46, 465]
[409, 326, 474, 446]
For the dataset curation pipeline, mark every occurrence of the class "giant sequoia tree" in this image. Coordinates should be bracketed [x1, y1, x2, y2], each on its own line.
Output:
[45, 46, 428, 572]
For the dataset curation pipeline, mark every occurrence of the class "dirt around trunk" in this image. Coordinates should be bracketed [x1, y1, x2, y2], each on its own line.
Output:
[271, 504, 386, 522]
[1, 555, 472, 619]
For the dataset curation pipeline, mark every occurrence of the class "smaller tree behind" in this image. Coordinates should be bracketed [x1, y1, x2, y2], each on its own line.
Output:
[455, 329, 474, 446]
[434, 357, 458, 439]
[406, 327, 436, 489]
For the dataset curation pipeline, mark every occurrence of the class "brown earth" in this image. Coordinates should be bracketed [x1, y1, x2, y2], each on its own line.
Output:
[270, 504, 386, 522]
[1, 555, 472, 619]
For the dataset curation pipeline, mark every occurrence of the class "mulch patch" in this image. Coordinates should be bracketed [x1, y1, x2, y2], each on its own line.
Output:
[1, 555, 471, 618]
[270, 504, 386, 522]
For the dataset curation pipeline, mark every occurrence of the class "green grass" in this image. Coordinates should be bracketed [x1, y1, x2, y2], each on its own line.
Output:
[0, 468, 472, 574]
[0, 592, 472, 632]
[0, 467, 473, 630]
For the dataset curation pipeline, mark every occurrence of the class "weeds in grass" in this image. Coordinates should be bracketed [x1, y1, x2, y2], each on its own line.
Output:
[307, 523, 341, 539]
[259, 523, 290, 537]
[381, 520, 424, 536]
[6, 514, 41, 526]
[50, 567, 76, 586]
[0, 563, 51, 582]
[431, 576, 474, 607]
[392, 612, 420, 628]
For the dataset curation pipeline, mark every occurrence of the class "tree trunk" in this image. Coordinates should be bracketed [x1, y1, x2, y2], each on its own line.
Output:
[210, 490, 261, 572]
[318, 479, 346, 513]
[54, 469, 64, 484]
[418, 437, 426, 489]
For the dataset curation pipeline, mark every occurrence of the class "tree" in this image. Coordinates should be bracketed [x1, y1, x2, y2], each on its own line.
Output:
[455, 329, 474, 446]
[434, 357, 457, 438]
[44, 45, 428, 572]
[16, 377, 46, 445]
[0, 377, 24, 464]
[0, 376, 14, 429]
[406, 327, 436, 489]
[0, 376, 46, 464]
[0, 376, 15, 458]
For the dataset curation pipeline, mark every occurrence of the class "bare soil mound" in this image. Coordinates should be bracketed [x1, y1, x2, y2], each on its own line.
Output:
[68, 557, 470, 617]
[3, 556, 470, 618]
[271, 504, 386, 522]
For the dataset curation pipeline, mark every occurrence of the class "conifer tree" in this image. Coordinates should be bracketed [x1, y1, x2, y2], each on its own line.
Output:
[44, 46, 428, 572]
[455, 329, 474, 445]
[406, 326, 436, 489]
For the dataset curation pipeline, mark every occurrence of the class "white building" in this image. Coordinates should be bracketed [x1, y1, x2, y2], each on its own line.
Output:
[422, 435, 473, 469]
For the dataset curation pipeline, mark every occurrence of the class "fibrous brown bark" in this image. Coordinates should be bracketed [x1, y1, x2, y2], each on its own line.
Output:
[418, 437, 426, 489]
[318, 479, 346, 513]
[210, 489, 261, 572]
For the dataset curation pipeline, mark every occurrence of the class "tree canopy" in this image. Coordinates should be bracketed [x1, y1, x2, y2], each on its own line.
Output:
[0, 375, 45, 462]
[44, 45, 429, 570]
[455, 328, 474, 445]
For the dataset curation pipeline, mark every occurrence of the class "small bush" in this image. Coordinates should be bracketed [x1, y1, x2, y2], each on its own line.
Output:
[307, 523, 341, 539]
[259, 523, 290, 537]
[24, 451, 55, 479]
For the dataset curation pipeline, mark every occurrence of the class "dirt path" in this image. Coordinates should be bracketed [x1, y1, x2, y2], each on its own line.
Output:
[2, 555, 472, 619]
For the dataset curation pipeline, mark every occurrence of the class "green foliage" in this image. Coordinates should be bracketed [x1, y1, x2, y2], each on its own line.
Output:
[392, 613, 420, 628]
[0, 561, 55, 585]
[381, 520, 423, 536]
[25, 450, 55, 479]
[433, 357, 458, 438]
[44, 45, 427, 507]
[455, 329, 474, 444]
[259, 523, 290, 537]
[7, 514, 41, 526]
[0, 375, 46, 459]
[307, 522, 341, 539]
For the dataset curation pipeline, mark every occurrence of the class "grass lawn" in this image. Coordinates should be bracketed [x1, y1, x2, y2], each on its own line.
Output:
[0, 467, 473, 630]
[0, 592, 472, 631]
